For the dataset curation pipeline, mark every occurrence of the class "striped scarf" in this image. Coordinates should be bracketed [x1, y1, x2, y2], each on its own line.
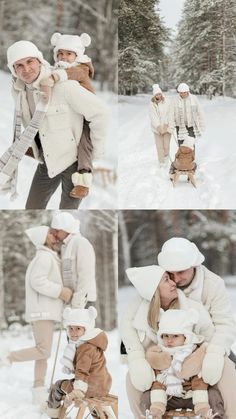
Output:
[0, 86, 49, 199]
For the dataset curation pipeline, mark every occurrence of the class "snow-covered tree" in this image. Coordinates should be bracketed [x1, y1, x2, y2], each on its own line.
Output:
[172, 0, 236, 96]
[119, 0, 169, 95]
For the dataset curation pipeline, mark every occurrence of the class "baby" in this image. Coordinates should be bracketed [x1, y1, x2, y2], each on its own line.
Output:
[41, 32, 98, 199]
[170, 135, 196, 173]
[43, 306, 112, 418]
[142, 309, 223, 419]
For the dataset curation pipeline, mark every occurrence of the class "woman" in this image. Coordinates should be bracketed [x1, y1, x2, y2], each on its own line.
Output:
[120, 265, 236, 418]
[0, 226, 72, 405]
[149, 84, 172, 168]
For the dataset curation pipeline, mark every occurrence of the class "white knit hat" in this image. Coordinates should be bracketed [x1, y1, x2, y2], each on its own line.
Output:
[158, 238, 205, 271]
[51, 32, 91, 62]
[177, 83, 190, 93]
[126, 265, 165, 301]
[25, 225, 49, 246]
[7, 41, 48, 77]
[182, 135, 195, 150]
[63, 306, 97, 330]
[51, 212, 80, 234]
[153, 84, 163, 95]
[157, 308, 201, 344]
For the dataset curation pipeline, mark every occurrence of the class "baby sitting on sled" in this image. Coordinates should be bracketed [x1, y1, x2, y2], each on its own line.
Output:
[169, 136, 197, 187]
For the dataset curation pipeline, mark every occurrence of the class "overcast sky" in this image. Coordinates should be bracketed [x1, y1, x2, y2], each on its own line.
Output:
[158, 0, 185, 29]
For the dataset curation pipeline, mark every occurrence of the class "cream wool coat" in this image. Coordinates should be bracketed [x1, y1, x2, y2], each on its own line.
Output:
[12, 65, 109, 178]
[182, 265, 236, 355]
[25, 245, 63, 323]
[63, 233, 96, 308]
[149, 96, 172, 134]
[169, 94, 205, 135]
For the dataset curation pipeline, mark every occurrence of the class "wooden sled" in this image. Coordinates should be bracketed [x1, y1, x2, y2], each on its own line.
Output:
[170, 169, 197, 188]
[58, 394, 118, 419]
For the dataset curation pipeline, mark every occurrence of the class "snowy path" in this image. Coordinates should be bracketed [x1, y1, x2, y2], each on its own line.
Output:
[0, 328, 119, 419]
[119, 94, 236, 209]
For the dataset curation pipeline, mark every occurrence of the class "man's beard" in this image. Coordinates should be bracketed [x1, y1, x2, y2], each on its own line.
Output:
[52, 241, 63, 254]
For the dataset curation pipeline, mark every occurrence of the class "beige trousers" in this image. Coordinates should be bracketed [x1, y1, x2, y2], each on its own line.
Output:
[218, 357, 236, 419]
[9, 320, 54, 388]
[154, 132, 171, 164]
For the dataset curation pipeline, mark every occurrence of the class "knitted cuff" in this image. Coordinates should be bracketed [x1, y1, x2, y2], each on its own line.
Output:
[71, 172, 93, 187]
[52, 69, 68, 82]
[192, 390, 209, 405]
[150, 389, 167, 405]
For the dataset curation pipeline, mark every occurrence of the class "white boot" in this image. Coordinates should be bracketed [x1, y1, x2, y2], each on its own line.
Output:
[32, 386, 48, 405]
[40, 401, 61, 418]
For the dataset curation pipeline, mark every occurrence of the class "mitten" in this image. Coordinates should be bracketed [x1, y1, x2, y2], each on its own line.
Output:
[64, 389, 84, 408]
[59, 287, 73, 303]
[146, 345, 171, 371]
[128, 351, 155, 391]
[202, 345, 225, 385]
[194, 403, 211, 418]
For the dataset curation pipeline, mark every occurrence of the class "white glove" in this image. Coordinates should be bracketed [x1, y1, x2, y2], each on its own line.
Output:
[202, 344, 225, 385]
[128, 351, 155, 391]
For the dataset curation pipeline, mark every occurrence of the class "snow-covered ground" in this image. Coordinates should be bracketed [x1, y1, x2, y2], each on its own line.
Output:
[118, 280, 236, 419]
[118, 94, 236, 209]
[0, 327, 119, 419]
[0, 70, 117, 209]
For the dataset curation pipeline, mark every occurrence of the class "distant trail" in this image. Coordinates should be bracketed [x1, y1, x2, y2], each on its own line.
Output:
[118, 94, 236, 209]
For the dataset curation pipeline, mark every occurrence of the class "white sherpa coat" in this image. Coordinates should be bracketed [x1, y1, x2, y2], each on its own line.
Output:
[63, 233, 96, 308]
[12, 65, 109, 178]
[149, 97, 172, 134]
[169, 94, 205, 135]
[182, 265, 236, 355]
[120, 288, 214, 356]
[25, 245, 63, 322]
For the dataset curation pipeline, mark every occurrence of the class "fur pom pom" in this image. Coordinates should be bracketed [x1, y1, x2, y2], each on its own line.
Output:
[80, 33, 91, 47]
[51, 32, 61, 46]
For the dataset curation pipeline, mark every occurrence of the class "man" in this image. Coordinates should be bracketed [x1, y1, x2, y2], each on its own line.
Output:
[6, 40, 109, 209]
[157, 237, 236, 387]
[170, 83, 205, 146]
[51, 211, 96, 308]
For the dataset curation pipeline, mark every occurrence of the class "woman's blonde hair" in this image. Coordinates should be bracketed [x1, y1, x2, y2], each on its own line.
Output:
[147, 287, 180, 331]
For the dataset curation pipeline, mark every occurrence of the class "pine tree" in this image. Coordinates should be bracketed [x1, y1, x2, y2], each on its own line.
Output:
[119, 0, 169, 95]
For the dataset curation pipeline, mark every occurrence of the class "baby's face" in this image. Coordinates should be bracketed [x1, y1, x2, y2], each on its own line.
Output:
[162, 333, 185, 347]
[57, 49, 77, 63]
[68, 325, 85, 341]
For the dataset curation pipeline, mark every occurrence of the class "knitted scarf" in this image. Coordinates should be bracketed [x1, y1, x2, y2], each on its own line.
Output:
[156, 343, 195, 397]
[60, 337, 83, 374]
[174, 95, 202, 141]
[61, 236, 77, 292]
[0, 78, 49, 199]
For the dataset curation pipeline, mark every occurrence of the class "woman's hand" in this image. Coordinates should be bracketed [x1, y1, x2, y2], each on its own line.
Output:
[128, 350, 155, 391]
[59, 287, 73, 303]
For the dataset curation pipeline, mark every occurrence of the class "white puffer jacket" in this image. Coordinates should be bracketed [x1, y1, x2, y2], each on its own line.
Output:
[25, 246, 63, 322]
[13, 65, 109, 178]
[182, 265, 236, 355]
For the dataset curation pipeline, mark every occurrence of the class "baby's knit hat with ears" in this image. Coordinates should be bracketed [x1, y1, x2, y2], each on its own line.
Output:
[63, 306, 97, 331]
[51, 32, 91, 62]
[157, 308, 202, 344]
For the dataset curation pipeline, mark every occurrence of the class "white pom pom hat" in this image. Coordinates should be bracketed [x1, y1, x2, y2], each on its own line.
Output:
[25, 226, 49, 246]
[153, 84, 163, 95]
[157, 308, 202, 344]
[7, 40, 49, 77]
[158, 237, 205, 271]
[63, 306, 97, 330]
[126, 265, 165, 301]
[51, 212, 80, 234]
[51, 32, 91, 62]
[177, 83, 190, 93]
